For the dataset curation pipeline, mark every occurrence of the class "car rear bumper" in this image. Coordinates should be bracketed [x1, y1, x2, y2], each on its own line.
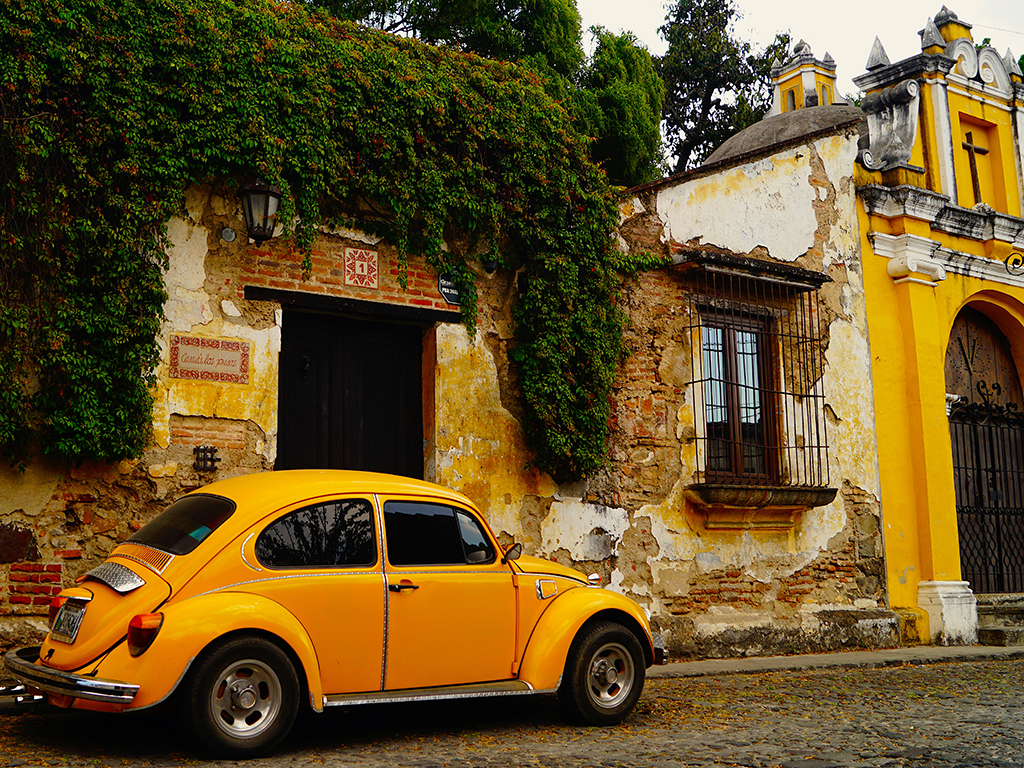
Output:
[3, 646, 139, 705]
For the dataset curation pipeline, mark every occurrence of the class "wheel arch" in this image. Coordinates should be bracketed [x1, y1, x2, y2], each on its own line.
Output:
[121, 591, 324, 712]
[576, 609, 654, 668]
[190, 626, 315, 710]
[516, 588, 653, 690]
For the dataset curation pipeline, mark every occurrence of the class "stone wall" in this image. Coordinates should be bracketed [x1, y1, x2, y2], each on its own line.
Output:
[0, 129, 899, 658]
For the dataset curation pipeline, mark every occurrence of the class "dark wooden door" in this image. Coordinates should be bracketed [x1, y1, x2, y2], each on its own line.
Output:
[277, 312, 423, 478]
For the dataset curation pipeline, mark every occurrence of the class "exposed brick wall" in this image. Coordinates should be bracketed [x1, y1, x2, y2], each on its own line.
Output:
[239, 243, 455, 312]
[6, 563, 63, 609]
[169, 415, 246, 450]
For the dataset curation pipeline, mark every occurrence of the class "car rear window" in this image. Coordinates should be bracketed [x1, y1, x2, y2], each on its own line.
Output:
[128, 494, 236, 555]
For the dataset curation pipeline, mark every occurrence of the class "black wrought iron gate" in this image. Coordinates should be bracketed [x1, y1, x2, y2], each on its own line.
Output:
[950, 393, 1024, 593]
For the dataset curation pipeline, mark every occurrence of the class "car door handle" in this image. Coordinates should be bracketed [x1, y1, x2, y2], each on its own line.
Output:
[388, 582, 419, 592]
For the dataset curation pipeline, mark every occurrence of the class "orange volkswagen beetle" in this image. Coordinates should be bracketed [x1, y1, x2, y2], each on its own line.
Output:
[6, 471, 653, 756]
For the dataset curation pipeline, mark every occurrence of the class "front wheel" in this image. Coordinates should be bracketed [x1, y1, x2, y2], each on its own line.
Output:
[180, 635, 300, 758]
[559, 621, 645, 726]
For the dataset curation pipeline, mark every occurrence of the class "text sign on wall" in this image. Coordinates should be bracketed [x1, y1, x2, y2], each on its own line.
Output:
[169, 335, 251, 385]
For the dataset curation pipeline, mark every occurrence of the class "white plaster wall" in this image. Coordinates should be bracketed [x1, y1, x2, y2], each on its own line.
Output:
[657, 149, 818, 261]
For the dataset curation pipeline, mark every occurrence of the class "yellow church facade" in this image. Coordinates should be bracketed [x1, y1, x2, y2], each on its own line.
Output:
[853, 8, 1024, 644]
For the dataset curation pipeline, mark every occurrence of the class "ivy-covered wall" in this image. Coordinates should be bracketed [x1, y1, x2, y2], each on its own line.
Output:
[1, 0, 627, 480]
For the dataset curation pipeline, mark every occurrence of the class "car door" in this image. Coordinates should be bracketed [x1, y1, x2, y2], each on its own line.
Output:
[246, 496, 386, 695]
[380, 497, 516, 690]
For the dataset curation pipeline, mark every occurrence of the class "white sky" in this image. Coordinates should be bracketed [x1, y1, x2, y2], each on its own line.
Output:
[576, 0, 1024, 96]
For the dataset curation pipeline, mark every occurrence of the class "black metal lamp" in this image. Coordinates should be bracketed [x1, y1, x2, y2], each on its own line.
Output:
[239, 179, 282, 243]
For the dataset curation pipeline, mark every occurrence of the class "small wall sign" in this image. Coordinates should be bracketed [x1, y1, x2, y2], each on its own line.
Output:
[438, 274, 461, 305]
[345, 247, 379, 289]
[169, 335, 251, 384]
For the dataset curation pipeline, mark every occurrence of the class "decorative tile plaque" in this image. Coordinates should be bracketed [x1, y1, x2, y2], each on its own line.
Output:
[169, 335, 250, 384]
[344, 247, 379, 289]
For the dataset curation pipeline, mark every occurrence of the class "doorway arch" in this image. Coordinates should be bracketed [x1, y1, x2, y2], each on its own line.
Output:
[946, 304, 1024, 593]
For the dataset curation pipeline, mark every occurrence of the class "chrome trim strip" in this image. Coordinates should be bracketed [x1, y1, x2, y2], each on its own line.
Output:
[186, 571, 382, 601]
[240, 532, 262, 572]
[515, 571, 588, 585]
[4, 647, 139, 705]
[324, 680, 554, 707]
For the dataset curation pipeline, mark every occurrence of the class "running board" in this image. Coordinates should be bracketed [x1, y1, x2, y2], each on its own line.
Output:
[324, 680, 557, 707]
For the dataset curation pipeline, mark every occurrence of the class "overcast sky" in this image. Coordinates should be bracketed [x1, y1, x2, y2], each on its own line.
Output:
[576, 0, 1024, 96]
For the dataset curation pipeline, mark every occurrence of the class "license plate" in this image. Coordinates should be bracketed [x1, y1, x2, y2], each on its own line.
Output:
[51, 601, 86, 645]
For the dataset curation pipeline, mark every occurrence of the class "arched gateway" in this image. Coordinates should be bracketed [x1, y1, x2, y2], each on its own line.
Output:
[946, 306, 1024, 594]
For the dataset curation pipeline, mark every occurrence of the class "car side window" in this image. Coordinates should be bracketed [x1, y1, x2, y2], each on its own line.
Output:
[383, 501, 464, 566]
[456, 509, 496, 564]
[256, 499, 377, 568]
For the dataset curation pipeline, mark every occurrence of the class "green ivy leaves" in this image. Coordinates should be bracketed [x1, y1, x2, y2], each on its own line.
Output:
[1, 0, 628, 480]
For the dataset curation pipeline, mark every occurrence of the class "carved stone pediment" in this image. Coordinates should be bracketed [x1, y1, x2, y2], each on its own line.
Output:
[857, 79, 920, 171]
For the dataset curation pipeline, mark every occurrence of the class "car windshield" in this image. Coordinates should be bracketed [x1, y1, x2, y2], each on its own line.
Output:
[128, 493, 236, 555]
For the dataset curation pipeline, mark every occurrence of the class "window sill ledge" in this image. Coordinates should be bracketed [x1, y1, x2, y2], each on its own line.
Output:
[684, 484, 839, 529]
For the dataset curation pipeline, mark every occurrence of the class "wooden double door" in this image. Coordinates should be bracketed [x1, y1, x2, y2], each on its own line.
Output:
[276, 312, 424, 478]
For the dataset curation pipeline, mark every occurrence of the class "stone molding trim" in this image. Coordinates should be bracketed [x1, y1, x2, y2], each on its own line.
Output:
[684, 484, 839, 530]
[945, 37, 1014, 97]
[859, 185, 1024, 246]
[858, 184, 949, 221]
[868, 232, 946, 285]
[936, 245, 1024, 291]
[917, 580, 978, 646]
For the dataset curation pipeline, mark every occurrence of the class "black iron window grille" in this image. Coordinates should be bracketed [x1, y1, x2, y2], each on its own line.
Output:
[679, 252, 832, 491]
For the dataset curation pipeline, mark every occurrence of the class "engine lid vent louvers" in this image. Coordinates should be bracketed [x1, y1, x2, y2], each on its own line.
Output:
[110, 543, 173, 574]
[84, 562, 146, 595]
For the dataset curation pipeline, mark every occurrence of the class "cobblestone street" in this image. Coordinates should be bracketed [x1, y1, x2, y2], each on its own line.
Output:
[2, 658, 1023, 767]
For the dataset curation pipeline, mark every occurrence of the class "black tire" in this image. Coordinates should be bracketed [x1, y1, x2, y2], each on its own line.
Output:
[558, 621, 645, 726]
[179, 635, 300, 758]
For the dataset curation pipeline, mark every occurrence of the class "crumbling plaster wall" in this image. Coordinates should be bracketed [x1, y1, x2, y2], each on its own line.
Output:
[3, 145, 896, 659]
[431, 129, 894, 659]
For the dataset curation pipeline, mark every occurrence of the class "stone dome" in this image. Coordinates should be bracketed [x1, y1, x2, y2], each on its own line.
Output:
[703, 104, 866, 167]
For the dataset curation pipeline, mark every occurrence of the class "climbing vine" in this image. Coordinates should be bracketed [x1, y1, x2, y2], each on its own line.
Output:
[1, 0, 634, 480]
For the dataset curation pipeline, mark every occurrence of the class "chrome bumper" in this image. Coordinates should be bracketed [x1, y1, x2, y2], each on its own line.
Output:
[3, 647, 139, 705]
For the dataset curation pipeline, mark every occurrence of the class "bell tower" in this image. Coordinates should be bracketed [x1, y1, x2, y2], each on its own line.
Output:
[768, 40, 845, 116]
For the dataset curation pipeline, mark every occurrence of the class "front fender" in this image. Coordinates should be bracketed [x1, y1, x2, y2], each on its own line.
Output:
[85, 591, 322, 712]
[516, 587, 652, 691]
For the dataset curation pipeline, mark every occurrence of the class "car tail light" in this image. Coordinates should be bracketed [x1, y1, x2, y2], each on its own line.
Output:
[48, 596, 68, 629]
[127, 613, 164, 657]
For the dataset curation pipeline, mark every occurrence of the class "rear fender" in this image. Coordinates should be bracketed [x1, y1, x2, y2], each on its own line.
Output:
[88, 591, 322, 712]
[516, 588, 653, 691]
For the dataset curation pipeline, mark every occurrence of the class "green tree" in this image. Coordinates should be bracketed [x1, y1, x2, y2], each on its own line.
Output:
[659, 0, 789, 172]
[574, 27, 665, 186]
[312, 0, 585, 77]
[312, 0, 663, 187]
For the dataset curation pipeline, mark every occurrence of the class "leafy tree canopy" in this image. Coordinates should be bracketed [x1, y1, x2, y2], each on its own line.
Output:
[315, 0, 665, 186]
[0, 0, 634, 480]
[659, 0, 789, 172]
[574, 27, 666, 186]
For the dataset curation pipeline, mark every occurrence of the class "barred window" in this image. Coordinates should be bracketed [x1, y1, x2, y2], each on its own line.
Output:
[680, 252, 831, 492]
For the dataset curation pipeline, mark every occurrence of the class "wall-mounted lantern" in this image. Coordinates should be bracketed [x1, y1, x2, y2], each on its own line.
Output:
[239, 179, 282, 243]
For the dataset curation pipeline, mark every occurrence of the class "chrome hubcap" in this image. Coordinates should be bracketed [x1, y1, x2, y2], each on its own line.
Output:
[210, 659, 282, 739]
[587, 641, 633, 709]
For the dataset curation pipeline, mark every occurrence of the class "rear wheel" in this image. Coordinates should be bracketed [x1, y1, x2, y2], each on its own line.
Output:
[180, 635, 299, 758]
[559, 621, 645, 726]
